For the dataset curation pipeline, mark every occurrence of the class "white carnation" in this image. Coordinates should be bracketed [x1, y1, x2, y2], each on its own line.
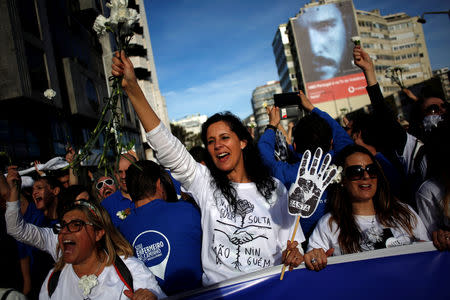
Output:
[78, 274, 99, 296]
[93, 15, 108, 36]
[126, 8, 139, 26]
[43, 89, 56, 100]
[351, 36, 361, 45]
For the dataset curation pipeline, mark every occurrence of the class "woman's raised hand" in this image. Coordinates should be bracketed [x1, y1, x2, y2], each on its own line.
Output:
[266, 106, 280, 128]
[353, 46, 377, 86]
[111, 50, 138, 91]
[298, 90, 314, 112]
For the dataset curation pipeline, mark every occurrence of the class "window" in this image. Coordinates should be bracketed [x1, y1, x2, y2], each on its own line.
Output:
[86, 78, 99, 113]
[24, 42, 49, 91]
[17, 0, 41, 38]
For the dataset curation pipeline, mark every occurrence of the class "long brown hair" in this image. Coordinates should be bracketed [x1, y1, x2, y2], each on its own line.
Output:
[54, 201, 133, 271]
[329, 145, 417, 254]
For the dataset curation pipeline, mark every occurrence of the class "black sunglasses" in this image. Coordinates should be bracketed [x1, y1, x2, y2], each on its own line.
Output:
[53, 219, 94, 234]
[96, 178, 114, 190]
[345, 164, 378, 181]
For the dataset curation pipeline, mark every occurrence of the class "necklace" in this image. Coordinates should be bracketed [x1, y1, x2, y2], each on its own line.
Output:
[78, 254, 104, 299]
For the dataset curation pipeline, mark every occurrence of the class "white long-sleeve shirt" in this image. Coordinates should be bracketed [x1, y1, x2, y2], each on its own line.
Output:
[5, 201, 58, 260]
[146, 122, 304, 286]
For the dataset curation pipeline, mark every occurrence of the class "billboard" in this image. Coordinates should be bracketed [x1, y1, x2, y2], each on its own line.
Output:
[291, 0, 367, 103]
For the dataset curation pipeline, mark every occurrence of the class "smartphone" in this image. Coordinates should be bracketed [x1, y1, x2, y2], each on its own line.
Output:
[274, 92, 299, 108]
[274, 92, 300, 119]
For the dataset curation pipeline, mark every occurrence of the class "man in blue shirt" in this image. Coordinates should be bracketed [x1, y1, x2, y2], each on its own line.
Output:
[101, 153, 136, 227]
[118, 160, 203, 295]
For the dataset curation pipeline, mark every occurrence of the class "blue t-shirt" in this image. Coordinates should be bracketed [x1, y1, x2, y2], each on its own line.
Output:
[101, 190, 134, 228]
[118, 199, 203, 295]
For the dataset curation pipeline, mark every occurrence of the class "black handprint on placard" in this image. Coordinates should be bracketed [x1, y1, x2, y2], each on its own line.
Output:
[288, 148, 337, 218]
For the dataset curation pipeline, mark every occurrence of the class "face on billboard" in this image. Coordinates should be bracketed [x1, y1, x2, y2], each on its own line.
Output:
[299, 4, 346, 81]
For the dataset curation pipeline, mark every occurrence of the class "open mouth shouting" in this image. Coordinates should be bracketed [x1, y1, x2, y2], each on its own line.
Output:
[217, 152, 230, 162]
[62, 239, 76, 255]
[34, 196, 45, 209]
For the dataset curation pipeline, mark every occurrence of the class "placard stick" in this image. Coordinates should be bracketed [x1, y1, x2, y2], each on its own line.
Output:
[280, 215, 301, 280]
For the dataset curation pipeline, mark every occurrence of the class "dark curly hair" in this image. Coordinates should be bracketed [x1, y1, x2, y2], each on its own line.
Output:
[201, 112, 276, 211]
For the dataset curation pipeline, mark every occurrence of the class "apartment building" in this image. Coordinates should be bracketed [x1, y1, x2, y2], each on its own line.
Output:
[357, 9, 432, 95]
[251, 81, 282, 137]
[272, 0, 432, 100]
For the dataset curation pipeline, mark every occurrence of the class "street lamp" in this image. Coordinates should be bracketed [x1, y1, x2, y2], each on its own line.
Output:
[417, 10, 450, 24]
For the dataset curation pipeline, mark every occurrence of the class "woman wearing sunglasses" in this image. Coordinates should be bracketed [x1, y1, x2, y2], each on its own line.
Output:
[306, 145, 429, 267]
[5, 167, 165, 299]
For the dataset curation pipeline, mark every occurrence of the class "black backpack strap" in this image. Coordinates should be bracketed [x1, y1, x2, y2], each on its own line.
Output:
[47, 269, 62, 298]
[1, 289, 15, 300]
[113, 254, 134, 293]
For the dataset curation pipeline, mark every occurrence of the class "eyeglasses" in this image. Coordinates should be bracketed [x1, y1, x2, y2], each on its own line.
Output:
[96, 178, 114, 190]
[345, 164, 378, 181]
[53, 219, 94, 234]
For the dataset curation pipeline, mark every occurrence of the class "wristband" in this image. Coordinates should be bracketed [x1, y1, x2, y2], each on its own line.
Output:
[265, 125, 277, 132]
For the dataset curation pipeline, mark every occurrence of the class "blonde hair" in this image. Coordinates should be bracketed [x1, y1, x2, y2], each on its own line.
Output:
[54, 201, 133, 271]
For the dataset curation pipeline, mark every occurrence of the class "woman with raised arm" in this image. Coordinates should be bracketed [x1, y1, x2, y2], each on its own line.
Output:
[5, 167, 165, 300]
[111, 51, 305, 285]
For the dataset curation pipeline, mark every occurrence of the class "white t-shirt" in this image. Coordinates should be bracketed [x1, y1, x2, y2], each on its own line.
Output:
[416, 178, 450, 234]
[39, 256, 165, 299]
[308, 208, 430, 255]
[146, 123, 305, 286]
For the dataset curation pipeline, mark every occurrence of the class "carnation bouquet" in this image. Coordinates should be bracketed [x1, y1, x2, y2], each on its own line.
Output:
[70, 0, 140, 174]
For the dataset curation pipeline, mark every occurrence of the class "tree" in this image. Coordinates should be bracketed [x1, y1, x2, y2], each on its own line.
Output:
[170, 123, 202, 150]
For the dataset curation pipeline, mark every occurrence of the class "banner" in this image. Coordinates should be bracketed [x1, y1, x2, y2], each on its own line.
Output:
[171, 242, 448, 299]
[305, 72, 368, 104]
[290, 0, 367, 103]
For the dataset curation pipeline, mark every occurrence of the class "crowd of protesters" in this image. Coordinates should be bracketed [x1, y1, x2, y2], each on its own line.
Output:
[0, 45, 448, 299]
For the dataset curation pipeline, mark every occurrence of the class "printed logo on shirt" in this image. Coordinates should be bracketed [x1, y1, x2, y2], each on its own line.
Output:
[212, 198, 273, 272]
[132, 230, 170, 280]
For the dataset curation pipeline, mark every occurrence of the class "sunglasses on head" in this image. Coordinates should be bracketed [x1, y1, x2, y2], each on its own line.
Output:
[96, 178, 114, 190]
[53, 219, 93, 234]
[345, 164, 378, 181]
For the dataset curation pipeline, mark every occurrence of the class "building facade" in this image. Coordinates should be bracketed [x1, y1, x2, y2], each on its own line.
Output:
[251, 81, 282, 137]
[357, 9, 432, 95]
[0, 0, 169, 165]
[172, 114, 208, 136]
[272, 24, 299, 93]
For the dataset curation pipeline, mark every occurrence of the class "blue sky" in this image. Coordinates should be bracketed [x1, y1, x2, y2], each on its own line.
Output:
[144, 0, 449, 121]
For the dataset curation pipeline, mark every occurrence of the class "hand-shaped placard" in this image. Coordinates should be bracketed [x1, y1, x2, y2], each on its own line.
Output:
[288, 148, 337, 217]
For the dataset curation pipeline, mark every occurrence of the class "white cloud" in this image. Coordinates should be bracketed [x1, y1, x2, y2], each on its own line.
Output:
[164, 61, 278, 121]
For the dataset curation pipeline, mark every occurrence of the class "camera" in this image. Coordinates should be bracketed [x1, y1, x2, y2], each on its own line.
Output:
[274, 92, 302, 120]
